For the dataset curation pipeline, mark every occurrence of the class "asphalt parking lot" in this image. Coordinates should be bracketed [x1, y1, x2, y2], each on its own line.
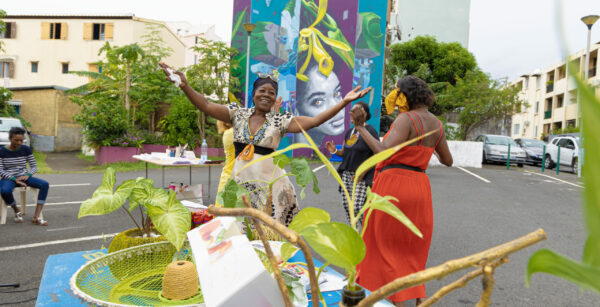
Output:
[0, 163, 594, 306]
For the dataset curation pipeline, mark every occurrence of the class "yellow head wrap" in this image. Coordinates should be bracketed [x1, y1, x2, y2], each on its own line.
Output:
[384, 90, 409, 115]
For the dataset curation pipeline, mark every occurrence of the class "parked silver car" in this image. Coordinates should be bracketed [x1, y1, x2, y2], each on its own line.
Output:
[0, 117, 31, 146]
[514, 138, 545, 166]
[476, 134, 526, 167]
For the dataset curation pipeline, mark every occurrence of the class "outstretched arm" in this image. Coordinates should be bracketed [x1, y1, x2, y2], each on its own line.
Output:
[353, 110, 410, 154]
[159, 62, 231, 123]
[287, 86, 372, 133]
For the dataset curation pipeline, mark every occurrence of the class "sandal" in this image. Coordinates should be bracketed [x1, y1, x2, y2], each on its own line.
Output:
[32, 217, 48, 226]
[14, 212, 24, 223]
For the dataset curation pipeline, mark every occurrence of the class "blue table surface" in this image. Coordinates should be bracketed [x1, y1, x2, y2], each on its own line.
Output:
[37, 249, 390, 306]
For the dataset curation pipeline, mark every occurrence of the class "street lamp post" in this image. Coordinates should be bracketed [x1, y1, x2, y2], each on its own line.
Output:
[578, 15, 599, 177]
[242, 23, 256, 107]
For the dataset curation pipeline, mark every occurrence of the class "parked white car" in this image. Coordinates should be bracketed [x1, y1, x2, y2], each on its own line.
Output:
[544, 135, 579, 172]
[0, 117, 31, 147]
[476, 134, 526, 167]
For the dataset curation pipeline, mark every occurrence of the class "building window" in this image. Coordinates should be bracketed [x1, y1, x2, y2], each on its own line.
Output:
[535, 101, 539, 113]
[536, 78, 541, 89]
[556, 94, 564, 108]
[513, 124, 520, 135]
[0, 61, 15, 78]
[194, 55, 198, 65]
[534, 125, 538, 137]
[524, 78, 528, 89]
[31, 62, 38, 73]
[62, 63, 69, 74]
[195, 36, 199, 44]
[2, 22, 16, 38]
[84, 23, 113, 41]
[42, 22, 67, 40]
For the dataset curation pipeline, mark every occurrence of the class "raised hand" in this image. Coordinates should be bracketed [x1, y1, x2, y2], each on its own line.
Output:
[343, 86, 372, 104]
[325, 141, 336, 154]
[158, 62, 187, 88]
[272, 96, 283, 114]
[350, 106, 366, 127]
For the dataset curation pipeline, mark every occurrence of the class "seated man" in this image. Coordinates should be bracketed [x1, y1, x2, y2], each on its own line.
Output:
[0, 127, 49, 225]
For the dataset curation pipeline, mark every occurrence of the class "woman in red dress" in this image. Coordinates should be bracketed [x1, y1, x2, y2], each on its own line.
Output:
[352, 76, 453, 306]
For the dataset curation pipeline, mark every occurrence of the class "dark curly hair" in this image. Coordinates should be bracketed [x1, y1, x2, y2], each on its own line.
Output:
[396, 76, 435, 109]
[353, 101, 371, 121]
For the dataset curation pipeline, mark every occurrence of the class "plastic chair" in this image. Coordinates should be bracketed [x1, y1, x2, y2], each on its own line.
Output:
[0, 187, 41, 224]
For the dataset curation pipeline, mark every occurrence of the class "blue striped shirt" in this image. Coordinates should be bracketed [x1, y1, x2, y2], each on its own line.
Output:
[0, 145, 38, 180]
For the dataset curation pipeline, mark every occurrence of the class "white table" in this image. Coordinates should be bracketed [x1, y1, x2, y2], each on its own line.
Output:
[132, 153, 222, 202]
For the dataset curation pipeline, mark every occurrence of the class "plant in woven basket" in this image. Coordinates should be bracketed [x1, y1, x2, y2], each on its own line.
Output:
[217, 123, 424, 306]
[79, 167, 191, 251]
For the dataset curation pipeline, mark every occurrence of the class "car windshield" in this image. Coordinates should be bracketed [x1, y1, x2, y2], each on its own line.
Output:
[0, 119, 23, 132]
[521, 139, 545, 148]
[486, 136, 517, 146]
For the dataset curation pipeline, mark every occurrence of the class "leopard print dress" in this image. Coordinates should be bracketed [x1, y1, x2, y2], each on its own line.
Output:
[227, 103, 299, 226]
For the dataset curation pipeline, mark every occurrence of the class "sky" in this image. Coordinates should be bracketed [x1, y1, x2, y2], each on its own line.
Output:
[2, 0, 600, 81]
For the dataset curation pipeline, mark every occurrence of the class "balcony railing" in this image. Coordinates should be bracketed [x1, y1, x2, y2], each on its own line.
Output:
[546, 83, 554, 92]
[544, 110, 552, 119]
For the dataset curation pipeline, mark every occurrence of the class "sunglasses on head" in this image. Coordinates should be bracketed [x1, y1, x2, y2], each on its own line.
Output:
[257, 72, 279, 82]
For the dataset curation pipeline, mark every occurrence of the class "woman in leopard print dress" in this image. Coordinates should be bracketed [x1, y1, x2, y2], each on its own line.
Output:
[159, 63, 371, 225]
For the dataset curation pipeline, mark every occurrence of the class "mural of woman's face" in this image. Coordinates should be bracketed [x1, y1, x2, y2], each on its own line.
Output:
[296, 66, 345, 137]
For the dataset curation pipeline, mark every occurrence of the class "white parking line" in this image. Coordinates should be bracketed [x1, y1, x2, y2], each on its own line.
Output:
[313, 165, 327, 172]
[456, 167, 491, 183]
[0, 233, 118, 252]
[46, 226, 85, 232]
[50, 183, 91, 187]
[528, 172, 583, 188]
[26, 201, 83, 207]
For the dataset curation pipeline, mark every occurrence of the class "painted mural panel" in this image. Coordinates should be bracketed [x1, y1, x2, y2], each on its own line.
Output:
[354, 0, 387, 134]
[294, 0, 358, 155]
[230, 0, 252, 105]
[231, 0, 386, 155]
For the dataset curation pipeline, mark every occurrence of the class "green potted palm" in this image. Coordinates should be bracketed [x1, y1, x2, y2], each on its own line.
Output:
[78, 167, 191, 253]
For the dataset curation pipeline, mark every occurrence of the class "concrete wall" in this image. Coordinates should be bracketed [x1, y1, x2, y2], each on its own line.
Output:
[429, 141, 483, 168]
[11, 87, 82, 151]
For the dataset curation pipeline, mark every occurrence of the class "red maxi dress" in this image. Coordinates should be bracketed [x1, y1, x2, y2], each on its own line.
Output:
[356, 112, 443, 302]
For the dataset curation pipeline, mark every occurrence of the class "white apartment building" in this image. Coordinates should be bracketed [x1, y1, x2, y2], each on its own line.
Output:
[510, 42, 600, 140]
[166, 22, 223, 67]
[0, 14, 186, 89]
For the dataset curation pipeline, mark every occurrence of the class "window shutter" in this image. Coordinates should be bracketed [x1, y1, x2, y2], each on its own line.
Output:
[41, 22, 50, 39]
[10, 22, 16, 38]
[8, 62, 15, 78]
[60, 22, 68, 40]
[105, 23, 114, 40]
[83, 23, 93, 40]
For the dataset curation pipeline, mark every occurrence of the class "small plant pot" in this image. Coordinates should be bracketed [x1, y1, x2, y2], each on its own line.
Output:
[340, 285, 366, 307]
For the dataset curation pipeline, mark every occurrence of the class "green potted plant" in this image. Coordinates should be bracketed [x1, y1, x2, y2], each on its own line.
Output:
[78, 167, 191, 252]
[219, 127, 427, 306]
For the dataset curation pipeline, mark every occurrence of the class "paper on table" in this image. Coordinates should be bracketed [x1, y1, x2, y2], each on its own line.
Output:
[180, 200, 207, 209]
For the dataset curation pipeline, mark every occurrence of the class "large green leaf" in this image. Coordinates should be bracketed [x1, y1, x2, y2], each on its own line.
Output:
[583, 235, 600, 267]
[300, 222, 365, 274]
[128, 178, 168, 211]
[273, 154, 291, 169]
[216, 179, 249, 209]
[527, 249, 600, 293]
[146, 191, 191, 250]
[280, 242, 299, 263]
[78, 168, 135, 218]
[359, 188, 422, 239]
[290, 158, 320, 199]
[288, 207, 330, 233]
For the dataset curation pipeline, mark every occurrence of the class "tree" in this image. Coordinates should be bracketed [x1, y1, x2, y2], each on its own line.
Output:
[437, 70, 523, 140]
[69, 25, 178, 147]
[388, 35, 477, 86]
[185, 38, 240, 142]
[0, 10, 5, 52]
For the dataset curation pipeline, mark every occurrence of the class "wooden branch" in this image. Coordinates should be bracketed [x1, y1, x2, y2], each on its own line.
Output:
[475, 265, 495, 307]
[208, 205, 320, 307]
[357, 229, 546, 307]
[420, 258, 507, 307]
[241, 195, 292, 307]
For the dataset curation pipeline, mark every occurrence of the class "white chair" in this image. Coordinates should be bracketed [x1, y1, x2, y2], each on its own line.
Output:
[0, 187, 41, 224]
